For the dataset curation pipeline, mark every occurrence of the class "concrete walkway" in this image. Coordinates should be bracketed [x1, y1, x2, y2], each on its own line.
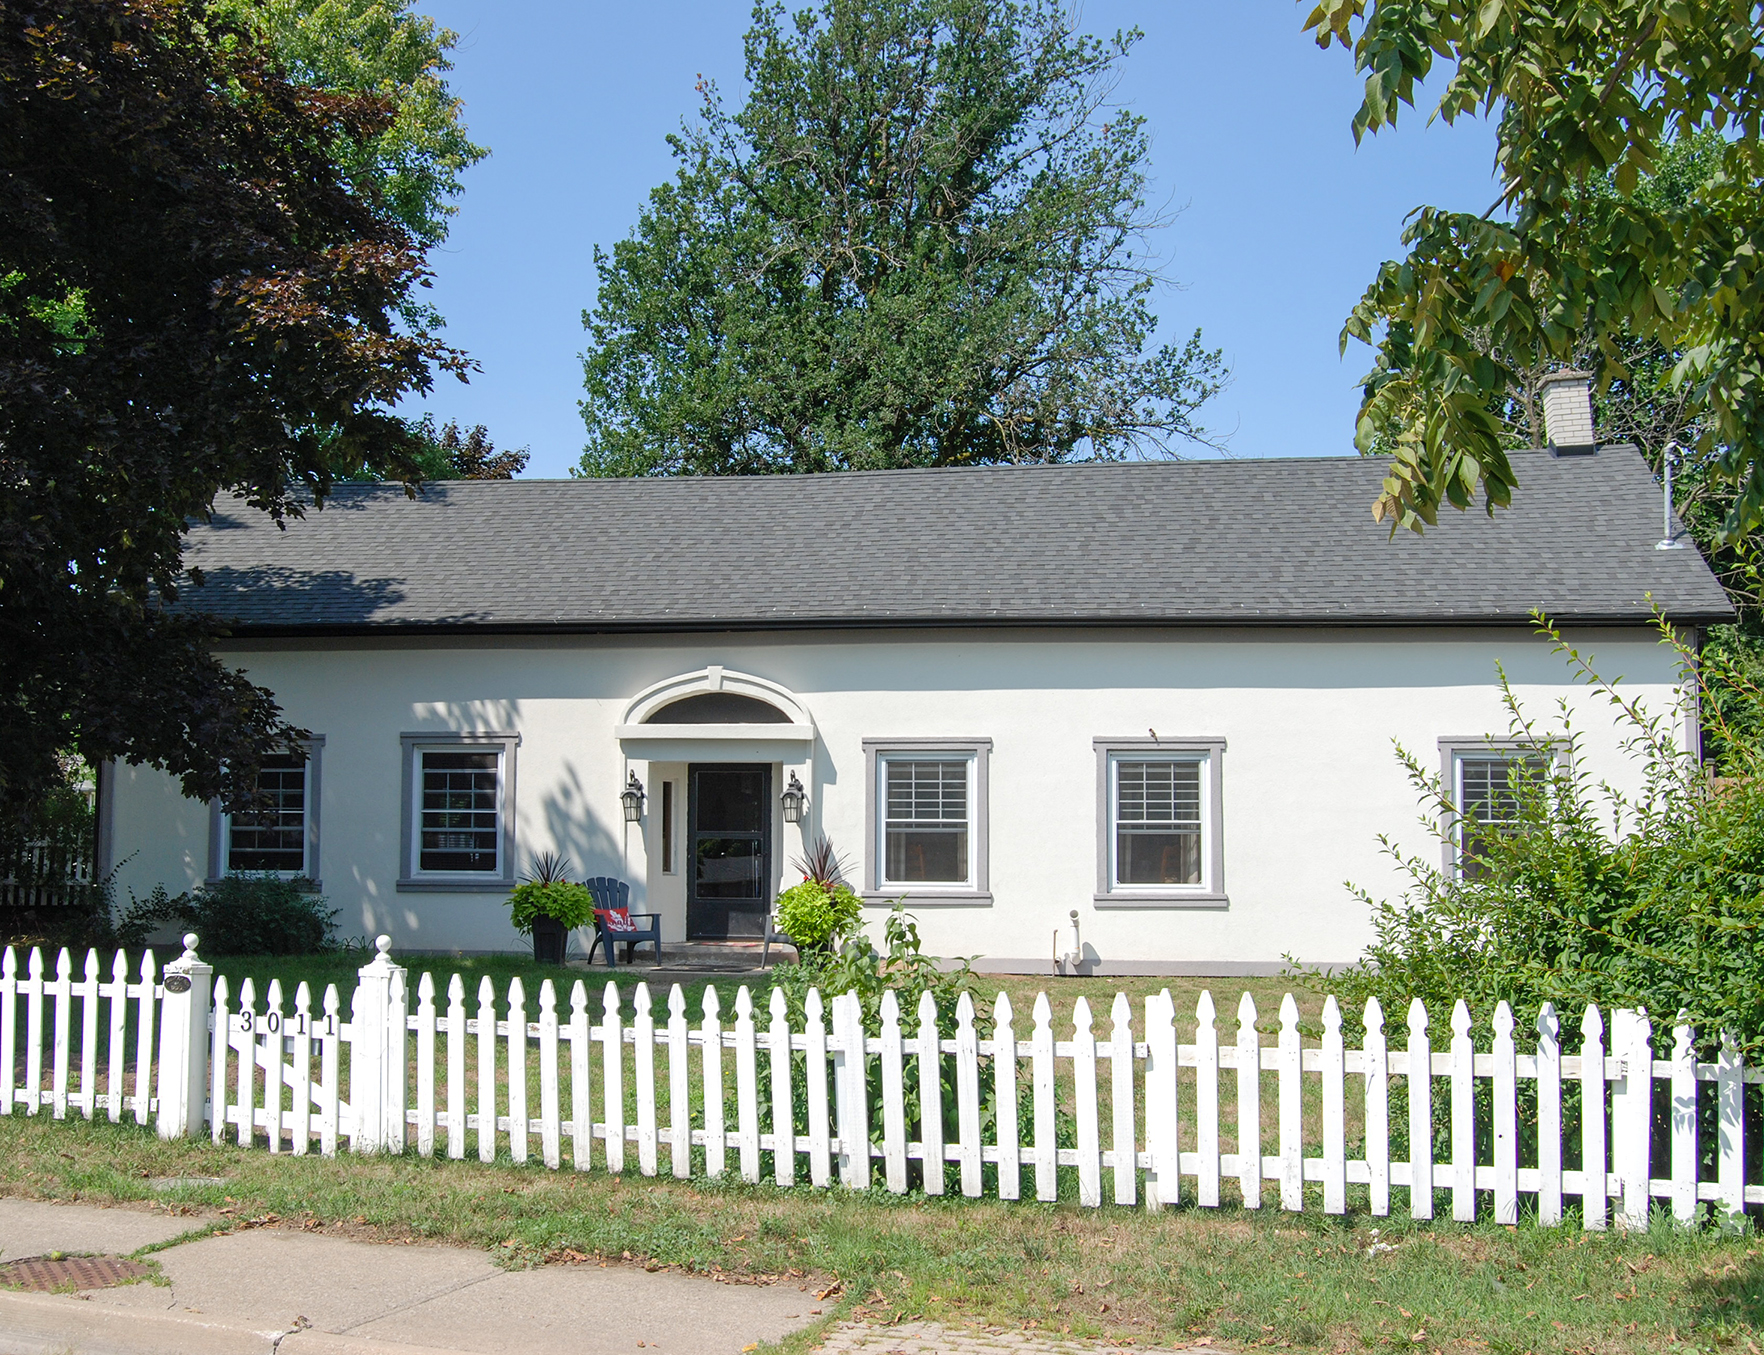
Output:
[0, 1199, 818, 1355]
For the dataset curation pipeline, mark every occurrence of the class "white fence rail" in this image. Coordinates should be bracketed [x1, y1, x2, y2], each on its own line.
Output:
[2, 934, 1758, 1229]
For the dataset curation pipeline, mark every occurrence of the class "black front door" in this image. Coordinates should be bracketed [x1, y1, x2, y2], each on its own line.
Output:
[687, 764, 772, 939]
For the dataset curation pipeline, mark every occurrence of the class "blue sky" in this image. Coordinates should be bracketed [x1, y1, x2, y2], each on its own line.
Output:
[405, 1, 1499, 477]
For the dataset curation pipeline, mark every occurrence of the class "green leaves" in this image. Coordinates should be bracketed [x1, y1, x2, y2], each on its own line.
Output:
[209, 0, 486, 248]
[0, 1, 467, 813]
[576, 0, 1225, 477]
[1310, 0, 1764, 541]
[1320, 616, 1764, 1052]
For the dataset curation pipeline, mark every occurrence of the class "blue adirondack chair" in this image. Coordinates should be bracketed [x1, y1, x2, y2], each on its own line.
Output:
[583, 877, 662, 965]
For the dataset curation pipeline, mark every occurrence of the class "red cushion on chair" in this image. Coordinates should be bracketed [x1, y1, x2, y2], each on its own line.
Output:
[599, 907, 636, 933]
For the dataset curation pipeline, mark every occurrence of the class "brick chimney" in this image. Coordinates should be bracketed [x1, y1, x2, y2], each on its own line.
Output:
[1539, 369, 1597, 454]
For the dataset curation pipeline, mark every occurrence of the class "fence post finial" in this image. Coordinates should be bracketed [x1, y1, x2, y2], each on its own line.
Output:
[154, 932, 213, 1141]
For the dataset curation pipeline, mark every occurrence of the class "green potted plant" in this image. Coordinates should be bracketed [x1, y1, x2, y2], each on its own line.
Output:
[773, 836, 862, 956]
[507, 853, 594, 964]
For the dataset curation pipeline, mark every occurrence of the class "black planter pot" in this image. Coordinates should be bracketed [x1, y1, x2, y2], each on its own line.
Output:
[531, 914, 568, 965]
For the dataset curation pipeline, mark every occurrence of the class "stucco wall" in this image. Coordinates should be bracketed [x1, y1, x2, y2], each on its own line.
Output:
[103, 625, 1689, 972]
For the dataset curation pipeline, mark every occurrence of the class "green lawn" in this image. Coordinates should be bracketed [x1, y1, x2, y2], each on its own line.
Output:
[0, 1111, 1757, 1354]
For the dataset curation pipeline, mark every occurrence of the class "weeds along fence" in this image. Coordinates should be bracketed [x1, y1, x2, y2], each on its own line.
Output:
[3, 934, 1761, 1230]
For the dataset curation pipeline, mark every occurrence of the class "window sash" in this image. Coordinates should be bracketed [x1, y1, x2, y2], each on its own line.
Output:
[880, 755, 973, 887]
[415, 748, 502, 874]
[1455, 752, 1546, 878]
[1109, 754, 1207, 890]
[227, 754, 307, 875]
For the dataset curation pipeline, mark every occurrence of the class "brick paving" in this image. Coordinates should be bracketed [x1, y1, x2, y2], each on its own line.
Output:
[813, 1319, 1213, 1354]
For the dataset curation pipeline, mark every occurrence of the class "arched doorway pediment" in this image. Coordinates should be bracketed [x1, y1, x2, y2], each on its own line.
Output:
[618, 666, 814, 734]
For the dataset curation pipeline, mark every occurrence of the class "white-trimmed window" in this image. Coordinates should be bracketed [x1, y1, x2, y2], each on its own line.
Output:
[208, 739, 322, 884]
[1441, 740, 1556, 879]
[399, 732, 519, 890]
[862, 739, 991, 903]
[1094, 738, 1225, 904]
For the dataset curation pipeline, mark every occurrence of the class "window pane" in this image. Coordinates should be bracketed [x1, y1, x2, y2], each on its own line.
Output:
[695, 769, 766, 832]
[695, 837, 764, 898]
[1115, 761, 1200, 827]
[882, 757, 971, 884]
[886, 827, 969, 883]
[1117, 829, 1200, 884]
[885, 760, 967, 823]
[1458, 754, 1545, 878]
[1111, 758, 1204, 888]
[419, 750, 499, 872]
[228, 753, 307, 873]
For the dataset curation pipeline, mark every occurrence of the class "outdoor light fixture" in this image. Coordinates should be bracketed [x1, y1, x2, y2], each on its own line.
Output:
[780, 772, 807, 824]
[620, 771, 646, 823]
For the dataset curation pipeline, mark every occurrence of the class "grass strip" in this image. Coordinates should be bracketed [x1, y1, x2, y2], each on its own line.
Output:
[1, 1114, 1760, 1352]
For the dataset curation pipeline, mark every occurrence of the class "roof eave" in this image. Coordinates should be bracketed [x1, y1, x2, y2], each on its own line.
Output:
[205, 607, 1738, 640]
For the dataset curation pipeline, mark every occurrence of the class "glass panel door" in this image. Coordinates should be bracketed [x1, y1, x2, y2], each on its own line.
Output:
[687, 764, 771, 938]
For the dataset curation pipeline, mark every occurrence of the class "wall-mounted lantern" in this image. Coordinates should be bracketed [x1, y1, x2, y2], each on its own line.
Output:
[620, 771, 646, 823]
[780, 771, 807, 825]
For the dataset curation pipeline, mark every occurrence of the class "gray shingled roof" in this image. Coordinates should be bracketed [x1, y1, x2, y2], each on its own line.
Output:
[180, 448, 1734, 632]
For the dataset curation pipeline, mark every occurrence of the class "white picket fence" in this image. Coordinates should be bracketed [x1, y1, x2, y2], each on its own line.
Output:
[2, 933, 1759, 1230]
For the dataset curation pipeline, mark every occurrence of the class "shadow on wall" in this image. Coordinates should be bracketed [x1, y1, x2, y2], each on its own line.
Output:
[536, 758, 624, 890]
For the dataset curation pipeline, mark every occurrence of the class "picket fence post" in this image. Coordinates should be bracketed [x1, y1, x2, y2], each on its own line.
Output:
[1363, 997, 1389, 1218]
[833, 991, 870, 1189]
[1717, 1030, 1746, 1224]
[154, 934, 212, 1139]
[1611, 1007, 1654, 1230]
[349, 935, 400, 1152]
[1142, 990, 1178, 1211]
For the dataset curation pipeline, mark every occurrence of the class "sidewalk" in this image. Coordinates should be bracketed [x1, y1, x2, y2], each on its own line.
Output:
[0, 1199, 1212, 1355]
[0, 1198, 816, 1355]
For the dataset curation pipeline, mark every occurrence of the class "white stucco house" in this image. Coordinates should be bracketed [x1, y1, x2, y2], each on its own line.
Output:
[99, 402, 1731, 973]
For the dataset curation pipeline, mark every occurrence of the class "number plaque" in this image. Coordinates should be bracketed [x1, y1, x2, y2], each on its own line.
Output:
[163, 974, 192, 994]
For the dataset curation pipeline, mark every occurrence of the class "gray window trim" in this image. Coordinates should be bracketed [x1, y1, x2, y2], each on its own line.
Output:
[861, 738, 991, 907]
[1438, 736, 1569, 877]
[1093, 737, 1227, 907]
[207, 736, 325, 889]
[397, 731, 519, 893]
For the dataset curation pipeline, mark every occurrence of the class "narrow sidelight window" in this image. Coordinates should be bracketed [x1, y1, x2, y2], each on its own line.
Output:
[661, 779, 676, 874]
[881, 755, 971, 885]
[1113, 758, 1202, 886]
[228, 752, 308, 874]
[418, 749, 501, 873]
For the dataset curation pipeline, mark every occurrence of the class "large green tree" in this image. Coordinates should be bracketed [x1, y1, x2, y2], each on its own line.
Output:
[210, 0, 486, 247]
[1308, 0, 1764, 538]
[577, 0, 1225, 477]
[0, 0, 467, 816]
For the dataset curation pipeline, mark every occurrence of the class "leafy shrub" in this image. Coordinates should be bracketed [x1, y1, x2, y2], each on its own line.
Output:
[506, 882, 595, 935]
[771, 903, 972, 1033]
[773, 835, 862, 952]
[1307, 615, 1764, 1054]
[114, 875, 337, 955]
[774, 879, 862, 951]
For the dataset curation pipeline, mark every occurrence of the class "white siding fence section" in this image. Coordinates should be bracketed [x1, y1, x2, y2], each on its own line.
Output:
[3, 934, 1760, 1230]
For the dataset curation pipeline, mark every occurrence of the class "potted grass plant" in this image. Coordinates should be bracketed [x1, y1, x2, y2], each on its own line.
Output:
[507, 853, 594, 964]
[773, 836, 862, 955]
